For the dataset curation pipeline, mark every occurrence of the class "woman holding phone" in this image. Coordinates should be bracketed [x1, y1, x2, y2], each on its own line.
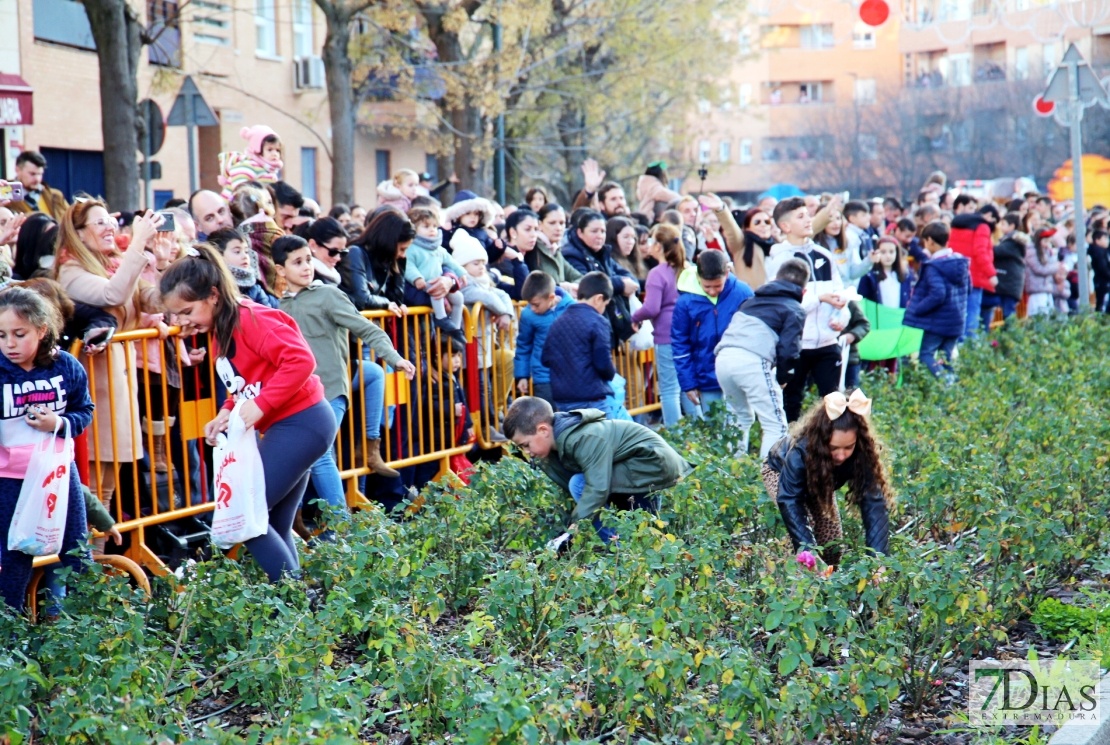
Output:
[55, 202, 166, 511]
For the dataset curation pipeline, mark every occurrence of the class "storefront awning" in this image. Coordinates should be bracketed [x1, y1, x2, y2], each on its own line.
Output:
[0, 73, 33, 126]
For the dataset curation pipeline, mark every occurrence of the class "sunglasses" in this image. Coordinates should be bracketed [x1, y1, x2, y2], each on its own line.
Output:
[752, 219, 772, 226]
[326, 247, 350, 257]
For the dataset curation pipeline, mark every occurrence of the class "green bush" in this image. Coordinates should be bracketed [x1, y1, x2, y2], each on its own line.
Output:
[1, 314, 1108, 743]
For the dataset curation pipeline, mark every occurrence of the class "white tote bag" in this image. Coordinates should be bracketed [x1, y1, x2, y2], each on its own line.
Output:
[8, 420, 73, 556]
[210, 401, 268, 550]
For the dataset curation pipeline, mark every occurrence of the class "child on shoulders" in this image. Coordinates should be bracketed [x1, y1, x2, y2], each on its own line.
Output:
[218, 125, 283, 201]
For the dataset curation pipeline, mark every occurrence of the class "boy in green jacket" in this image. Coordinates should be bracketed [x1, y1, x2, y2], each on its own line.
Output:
[274, 235, 416, 500]
[504, 396, 690, 545]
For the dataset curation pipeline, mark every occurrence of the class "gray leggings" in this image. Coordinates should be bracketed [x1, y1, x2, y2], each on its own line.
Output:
[242, 399, 337, 581]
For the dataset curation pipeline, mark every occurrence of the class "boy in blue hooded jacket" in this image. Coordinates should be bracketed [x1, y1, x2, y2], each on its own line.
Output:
[671, 250, 753, 418]
[903, 221, 969, 380]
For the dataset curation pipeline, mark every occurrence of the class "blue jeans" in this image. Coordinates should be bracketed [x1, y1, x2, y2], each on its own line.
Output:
[919, 331, 958, 378]
[354, 359, 386, 438]
[304, 397, 349, 513]
[980, 293, 1018, 329]
[653, 344, 683, 427]
[684, 389, 725, 420]
[569, 474, 658, 543]
[962, 287, 983, 341]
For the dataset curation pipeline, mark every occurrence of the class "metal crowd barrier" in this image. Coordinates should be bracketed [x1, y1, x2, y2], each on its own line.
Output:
[29, 301, 660, 580]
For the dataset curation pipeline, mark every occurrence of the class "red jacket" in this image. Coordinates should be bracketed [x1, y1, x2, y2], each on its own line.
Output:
[948, 214, 997, 291]
[217, 300, 325, 432]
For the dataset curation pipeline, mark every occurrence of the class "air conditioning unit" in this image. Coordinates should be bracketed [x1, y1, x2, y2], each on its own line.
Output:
[294, 55, 326, 90]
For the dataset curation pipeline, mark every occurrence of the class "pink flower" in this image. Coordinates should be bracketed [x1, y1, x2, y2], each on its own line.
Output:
[932, 679, 944, 686]
[990, 340, 999, 348]
[796, 551, 817, 570]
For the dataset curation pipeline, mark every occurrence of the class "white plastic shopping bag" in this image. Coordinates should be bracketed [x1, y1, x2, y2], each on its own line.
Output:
[8, 420, 73, 556]
[210, 401, 268, 549]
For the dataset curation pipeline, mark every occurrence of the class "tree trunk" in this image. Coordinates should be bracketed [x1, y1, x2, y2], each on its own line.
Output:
[81, 0, 142, 211]
[319, 4, 356, 206]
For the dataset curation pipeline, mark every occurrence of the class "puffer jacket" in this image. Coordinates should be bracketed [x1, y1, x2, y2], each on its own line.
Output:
[1024, 242, 1058, 295]
[562, 231, 635, 297]
[993, 231, 1029, 300]
[765, 434, 889, 555]
[543, 409, 692, 523]
[949, 213, 997, 290]
[671, 268, 753, 393]
[903, 250, 969, 337]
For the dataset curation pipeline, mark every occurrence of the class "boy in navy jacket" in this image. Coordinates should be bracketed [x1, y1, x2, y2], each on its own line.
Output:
[671, 250, 753, 419]
[903, 221, 969, 380]
[515, 271, 574, 404]
[542, 272, 617, 415]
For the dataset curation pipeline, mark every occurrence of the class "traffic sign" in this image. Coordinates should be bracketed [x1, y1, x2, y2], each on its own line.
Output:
[1042, 43, 1107, 107]
[139, 98, 165, 156]
[166, 76, 218, 127]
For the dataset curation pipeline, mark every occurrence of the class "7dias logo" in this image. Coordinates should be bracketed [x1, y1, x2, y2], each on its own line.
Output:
[969, 660, 1102, 726]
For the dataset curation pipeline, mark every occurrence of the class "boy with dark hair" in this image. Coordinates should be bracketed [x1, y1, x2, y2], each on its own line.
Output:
[514, 271, 574, 404]
[671, 249, 753, 419]
[842, 200, 876, 284]
[948, 193, 997, 340]
[904, 221, 969, 381]
[764, 197, 851, 421]
[714, 258, 808, 458]
[542, 271, 617, 414]
[504, 396, 690, 545]
[274, 235, 417, 485]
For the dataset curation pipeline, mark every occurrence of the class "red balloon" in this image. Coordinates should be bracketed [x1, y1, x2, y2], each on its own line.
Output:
[859, 0, 890, 26]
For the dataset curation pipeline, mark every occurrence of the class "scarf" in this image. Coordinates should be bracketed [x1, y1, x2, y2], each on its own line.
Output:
[412, 233, 442, 253]
[742, 230, 776, 268]
[228, 263, 258, 291]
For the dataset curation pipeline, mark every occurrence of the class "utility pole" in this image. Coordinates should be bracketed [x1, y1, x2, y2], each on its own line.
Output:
[1039, 43, 1109, 310]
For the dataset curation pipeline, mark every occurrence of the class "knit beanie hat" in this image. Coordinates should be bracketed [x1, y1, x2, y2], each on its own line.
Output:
[240, 125, 278, 156]
[450, 230, 488, 266]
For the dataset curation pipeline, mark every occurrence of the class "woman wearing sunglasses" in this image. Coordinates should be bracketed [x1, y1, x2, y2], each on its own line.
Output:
[305, 216, 349, 287]
[735, 208, 776, 289]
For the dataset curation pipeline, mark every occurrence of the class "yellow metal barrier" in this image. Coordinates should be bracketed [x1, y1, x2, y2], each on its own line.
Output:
[42, 299, 658, 577]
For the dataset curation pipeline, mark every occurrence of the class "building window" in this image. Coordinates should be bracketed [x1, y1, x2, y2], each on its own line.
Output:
[853, 23, 876, 49]
[376, 149, 392, 185]
[292, 0, 313, 58]
[719, 140, 731, 163]
[192, 0, 231, 46]
[698, 140, 712, 164]
[148, 0, 181, 66]
[762, 135, 832, 162]
[800, 24, 835, 50]
[1042, 43, 1057, 78]
[739, 83, 753, 107]
[740, 139, 753, 165]
[854, 77, 877, 104]
[1015, 46, 1028, 79]
[301, 147, 317, 201]
[949, 53, 972, 86]
[33, 0, 96, 50]
[858, 134, 878, 161]
[424, 154, 438, 181]
[697, 98, 712, 114]
[255, 0, 277, 56]
[798, 81, 824, 103]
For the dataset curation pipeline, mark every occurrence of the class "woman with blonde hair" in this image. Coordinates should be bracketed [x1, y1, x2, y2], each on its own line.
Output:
[54, 200, 165, 509]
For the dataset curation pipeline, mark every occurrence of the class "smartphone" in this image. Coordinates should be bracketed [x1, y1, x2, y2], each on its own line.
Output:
[83, 327, 115, 347]
[156, 210, 176, 232]
[0, 180, 25, 202]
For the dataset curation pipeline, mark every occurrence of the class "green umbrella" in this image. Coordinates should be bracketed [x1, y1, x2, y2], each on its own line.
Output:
[856, 300, 923, 361]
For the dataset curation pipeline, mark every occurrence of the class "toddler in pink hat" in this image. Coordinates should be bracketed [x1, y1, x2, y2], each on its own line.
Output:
[218, 124, 284, 200]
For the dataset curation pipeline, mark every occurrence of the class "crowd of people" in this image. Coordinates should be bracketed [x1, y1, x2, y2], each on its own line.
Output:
[0, 126, 1105, 610]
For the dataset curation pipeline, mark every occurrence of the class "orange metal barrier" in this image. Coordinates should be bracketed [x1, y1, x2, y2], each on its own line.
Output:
[37, 301, 659, 577]
[464, 302, 662, 447]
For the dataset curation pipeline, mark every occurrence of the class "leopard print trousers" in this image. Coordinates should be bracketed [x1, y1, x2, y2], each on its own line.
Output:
[761, 463, 844, 566]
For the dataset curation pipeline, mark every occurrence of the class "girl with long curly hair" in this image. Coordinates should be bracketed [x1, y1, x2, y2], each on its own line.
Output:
[761, 389, 893, 565]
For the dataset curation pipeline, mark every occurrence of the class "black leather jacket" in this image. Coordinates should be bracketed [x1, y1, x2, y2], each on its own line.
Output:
[765, 435, 889, 555]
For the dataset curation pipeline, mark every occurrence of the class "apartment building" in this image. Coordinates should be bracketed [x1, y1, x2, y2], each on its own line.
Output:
[0, 0, 427, 210]
[683, 2, 903, 201]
